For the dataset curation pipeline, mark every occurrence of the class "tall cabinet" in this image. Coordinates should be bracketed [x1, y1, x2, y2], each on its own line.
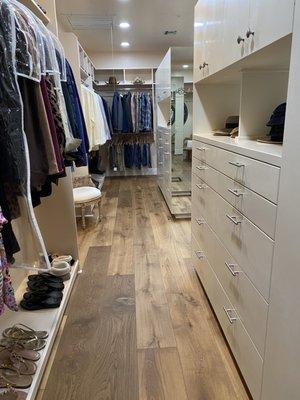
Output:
[192, 0, 299, 399]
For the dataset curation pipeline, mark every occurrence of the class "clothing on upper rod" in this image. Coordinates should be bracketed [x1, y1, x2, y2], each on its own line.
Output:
[0, 0, 89, 279]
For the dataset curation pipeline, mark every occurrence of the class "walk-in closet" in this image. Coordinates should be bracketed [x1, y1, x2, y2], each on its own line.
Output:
[0, 0, 300, 399]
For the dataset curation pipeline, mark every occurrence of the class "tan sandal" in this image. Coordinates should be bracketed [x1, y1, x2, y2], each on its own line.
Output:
[0, 365, 32, 389]
[0, 349, 36, 375]
[0, 388, 27, 399]
[3, 324, 48, 340]
[0, 345, 40, 362]
[0, 337, 46, 352]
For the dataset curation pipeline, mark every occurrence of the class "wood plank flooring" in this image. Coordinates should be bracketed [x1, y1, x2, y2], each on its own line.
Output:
[41, 177, 249, 400]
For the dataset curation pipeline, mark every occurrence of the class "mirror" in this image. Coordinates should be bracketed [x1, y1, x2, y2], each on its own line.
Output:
[171, 47, 193, 215]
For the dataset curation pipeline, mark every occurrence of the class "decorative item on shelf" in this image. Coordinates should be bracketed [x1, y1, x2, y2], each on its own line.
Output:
[105, 76, 119, 85]
[213, 115, 239, 137]
[257, 102, 286, 144]
[132, 76, 145, 85]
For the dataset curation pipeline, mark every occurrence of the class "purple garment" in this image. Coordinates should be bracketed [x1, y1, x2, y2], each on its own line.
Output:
[40, 76, 64, 173]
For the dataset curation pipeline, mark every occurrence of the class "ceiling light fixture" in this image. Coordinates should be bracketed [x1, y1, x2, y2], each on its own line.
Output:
[119, 22, 130, 28]
[182, 64, 189, 69]
[121, 41, 130, 47]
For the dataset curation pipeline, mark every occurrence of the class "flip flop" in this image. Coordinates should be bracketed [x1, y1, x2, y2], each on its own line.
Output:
[2, 324, 48, 340]
[23, 291, 63, 302]
[28, 274, 63, 283]
[20, 297, 62, 311]
[0, 388, 27, 399]
[0, 337, 46, 352]
[0, 366, 32, 389]
[0, 345, 40, 362]
[27, 280, 64, 292]
[0, 349, 36, 375]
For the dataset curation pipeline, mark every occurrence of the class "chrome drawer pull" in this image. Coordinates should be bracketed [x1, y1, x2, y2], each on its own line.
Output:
[195, 250, 205, 260]
[195, 218, 205, 225]
[196, 147, 206, 151]
[164, 152, 171, 155]
[226, 214, 242, 225]
[228, 161, 245, 168]
[158, 146, 163, 149]
[225, 262, 239, 276]
[223, 307, 237, 324]
[158, 162, 163, 165]
[196, 165, 207, 171]
[196, 184, 206, 190]
[228, 188, 244, 197]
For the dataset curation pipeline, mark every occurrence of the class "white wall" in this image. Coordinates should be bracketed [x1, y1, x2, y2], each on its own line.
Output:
[90, 51, 164, 69]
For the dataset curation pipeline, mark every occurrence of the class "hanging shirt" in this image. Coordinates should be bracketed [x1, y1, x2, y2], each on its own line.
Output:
[96, 94, 111, 141]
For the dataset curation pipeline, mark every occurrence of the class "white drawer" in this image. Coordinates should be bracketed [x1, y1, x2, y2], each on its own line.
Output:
[193, 158, 277, 239]
[192, 173, 274, 300]
[193, 141, 280, 203]
[192, 235, 263, 400]
[192, 214, 268, 356]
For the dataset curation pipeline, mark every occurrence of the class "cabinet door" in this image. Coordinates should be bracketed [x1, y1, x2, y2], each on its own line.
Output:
[222, 0, 249, 67]
[194, 1, 206, 82]
[248, 0, 294, 54]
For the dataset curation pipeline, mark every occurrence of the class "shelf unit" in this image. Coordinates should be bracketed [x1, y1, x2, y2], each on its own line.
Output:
[19, 0, 50, 25]
[192, 1, 299, 399]
[79, 43, 95, 88]
[94, 68, 155, 86]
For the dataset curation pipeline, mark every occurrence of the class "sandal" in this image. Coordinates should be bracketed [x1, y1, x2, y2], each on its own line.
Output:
[0, 349, 36, 375]
[28, 274, 63, 283]
[2, 324, 48, 340]
[23, 291, 63, 302]
[0, 365, 32, 389]
[27, 280, 64, 292]
[0, 345, 40, 362]
[0, 388, 27, 399]
[20, 296, 62, 311]
[0, 337, 46, 352]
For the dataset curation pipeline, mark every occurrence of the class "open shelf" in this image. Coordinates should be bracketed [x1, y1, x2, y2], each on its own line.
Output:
[19, 0, 50, 25]
[0, 261, 79, 400]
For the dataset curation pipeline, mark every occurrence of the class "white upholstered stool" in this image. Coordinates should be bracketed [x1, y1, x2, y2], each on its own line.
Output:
[73, 186, 102, 229]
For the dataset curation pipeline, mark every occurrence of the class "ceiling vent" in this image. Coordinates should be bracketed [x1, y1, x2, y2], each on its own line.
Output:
[164, 30, 177, 35]
[65, 15, 114, 30]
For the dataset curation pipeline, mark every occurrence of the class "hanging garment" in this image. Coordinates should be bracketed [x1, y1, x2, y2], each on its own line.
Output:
[18, 76, 60, 189]
[81, 85, 107, 150]
[0, 212, 18, 315]
[102, 97, 113, 136]
[112, 91, 123, 132]
[122, 92, 133, 133]
[0, 1, 27, 192]
[62, 60, 89, 166]
[96, 94, 111, 141]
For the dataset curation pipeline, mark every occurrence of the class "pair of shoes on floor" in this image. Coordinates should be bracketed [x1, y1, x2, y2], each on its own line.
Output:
[20, 274, 65, 311]
[0, 324, 49, 392]
[48, 255, 74, 281]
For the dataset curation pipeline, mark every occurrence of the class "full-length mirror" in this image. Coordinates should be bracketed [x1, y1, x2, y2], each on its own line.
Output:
[171, 47, 193, 216]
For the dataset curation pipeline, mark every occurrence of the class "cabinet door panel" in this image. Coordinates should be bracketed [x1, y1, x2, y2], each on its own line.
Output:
[248, 0, 294, 54]
[194, 1, 206, 82]
[222, 0, 249, 67]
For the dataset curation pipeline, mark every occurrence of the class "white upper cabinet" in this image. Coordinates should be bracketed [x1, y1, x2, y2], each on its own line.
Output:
[194, 0, 295, 81]
[248, 0, 295, 54]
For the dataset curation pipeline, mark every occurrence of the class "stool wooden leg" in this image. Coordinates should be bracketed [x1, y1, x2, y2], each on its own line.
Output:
[81, 205, 86, 229]
[98, 199, 102, 222]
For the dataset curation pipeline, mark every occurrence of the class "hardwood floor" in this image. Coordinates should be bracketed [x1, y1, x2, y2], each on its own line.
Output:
[41, 177, 249, 400]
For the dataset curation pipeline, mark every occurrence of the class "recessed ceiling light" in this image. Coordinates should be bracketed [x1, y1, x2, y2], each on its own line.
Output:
[182, 64, 189, 69]
[121, 41, 130, 47]
[119, 22, 130, 29]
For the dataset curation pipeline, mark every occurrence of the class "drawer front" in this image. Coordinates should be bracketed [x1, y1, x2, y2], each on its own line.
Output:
[193, 141, 280, 203]
[192, 214, 268, 356]
[192, 235, 263, 400]
[192, 173, 273, 299]
[193, 158, 277, 239]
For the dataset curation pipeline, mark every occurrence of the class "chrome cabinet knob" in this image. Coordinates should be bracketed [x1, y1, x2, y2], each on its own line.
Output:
[199, 65, 203, 70]
[202, 62, 208, 68]
[237, 36, 245, 44]
[246, 29, 255, 38]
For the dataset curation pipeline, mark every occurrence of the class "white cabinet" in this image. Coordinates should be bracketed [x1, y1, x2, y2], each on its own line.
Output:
[194, 0, 295, 81]
[248, 0, 294, 54]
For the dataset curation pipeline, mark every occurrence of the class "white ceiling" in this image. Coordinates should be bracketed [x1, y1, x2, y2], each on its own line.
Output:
[57, 0, 197, 54]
